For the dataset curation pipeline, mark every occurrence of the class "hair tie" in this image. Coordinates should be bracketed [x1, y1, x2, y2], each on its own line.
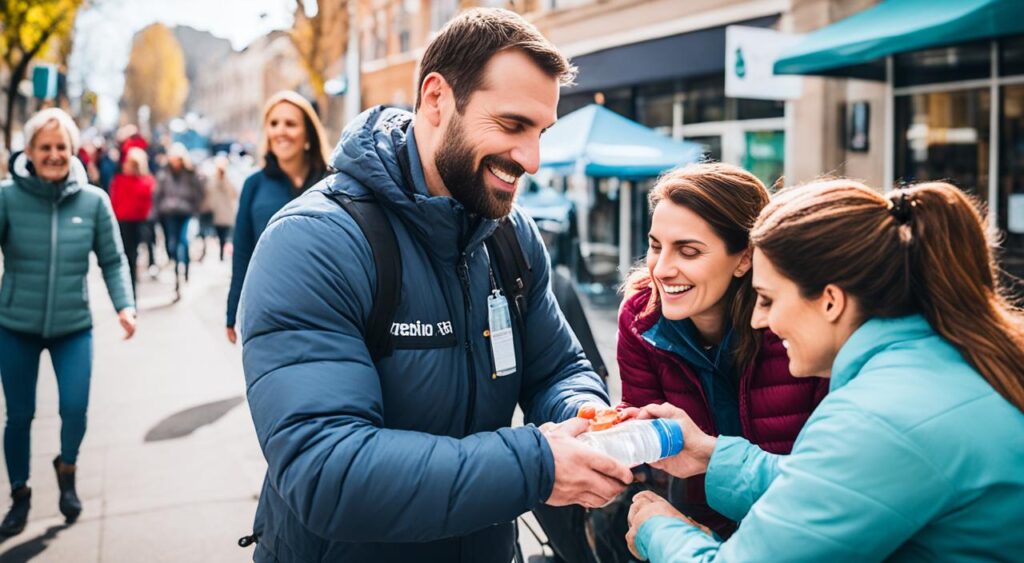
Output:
[889, 191, 913, 224]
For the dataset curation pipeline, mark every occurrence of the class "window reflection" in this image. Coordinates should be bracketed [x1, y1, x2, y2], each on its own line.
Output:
[895, 89, 990, 202]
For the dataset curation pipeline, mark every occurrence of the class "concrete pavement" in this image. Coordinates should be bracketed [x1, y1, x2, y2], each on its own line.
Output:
[0, 246, 623, 562]
[0, 256, 264, 562]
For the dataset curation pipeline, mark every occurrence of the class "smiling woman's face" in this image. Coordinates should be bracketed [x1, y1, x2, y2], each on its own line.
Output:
[750, 248, 842, 377]
[27, 122, 72, 182]
[646, 200, 748, 328]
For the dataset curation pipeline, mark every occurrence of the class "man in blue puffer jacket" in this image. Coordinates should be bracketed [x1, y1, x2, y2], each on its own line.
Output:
[238, 8, 633, 563]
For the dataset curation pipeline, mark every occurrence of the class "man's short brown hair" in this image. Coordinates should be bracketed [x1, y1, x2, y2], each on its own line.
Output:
[415, 8, 577, 112]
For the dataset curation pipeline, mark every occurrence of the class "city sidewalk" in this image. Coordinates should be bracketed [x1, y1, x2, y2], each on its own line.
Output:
[0, 256, 265, 562]
[0, 248, 623, 562]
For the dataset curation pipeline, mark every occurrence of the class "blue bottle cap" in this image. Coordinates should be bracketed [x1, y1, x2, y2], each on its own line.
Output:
[652, 419, 685, 459]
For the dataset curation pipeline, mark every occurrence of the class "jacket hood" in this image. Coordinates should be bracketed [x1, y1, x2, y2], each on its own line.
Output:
[328, 105, 497, 263]
[10, 150, 89, 201]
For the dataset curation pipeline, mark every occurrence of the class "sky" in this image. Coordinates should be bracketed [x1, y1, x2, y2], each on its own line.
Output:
[68, 0, 299, 128]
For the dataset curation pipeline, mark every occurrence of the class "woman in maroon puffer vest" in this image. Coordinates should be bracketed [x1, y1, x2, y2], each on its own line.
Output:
[615, 163, 828, 539]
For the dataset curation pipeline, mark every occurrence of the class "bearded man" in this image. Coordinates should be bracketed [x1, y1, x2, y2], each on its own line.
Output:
[237, 8, 631, 563]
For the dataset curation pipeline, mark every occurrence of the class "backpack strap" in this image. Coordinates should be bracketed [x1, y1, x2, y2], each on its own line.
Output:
[486, 218, 532, 332]
[325, 191, 402, 362]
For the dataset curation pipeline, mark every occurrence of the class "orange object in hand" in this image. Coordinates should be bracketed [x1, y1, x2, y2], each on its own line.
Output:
[578, 405, 598, 419]
[589, 409, 620, 431]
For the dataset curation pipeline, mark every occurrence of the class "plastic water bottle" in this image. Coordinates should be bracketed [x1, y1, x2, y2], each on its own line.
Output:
[577, 419, 684, 467]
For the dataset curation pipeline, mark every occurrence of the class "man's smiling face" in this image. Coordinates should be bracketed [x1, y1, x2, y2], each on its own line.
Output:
[434, 49, 559, 219]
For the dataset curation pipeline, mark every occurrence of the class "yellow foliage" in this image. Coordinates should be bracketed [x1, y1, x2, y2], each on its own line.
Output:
[122, 23, 189, 126]
[289, 0, 348, 107]
[0, 0, 82, 67]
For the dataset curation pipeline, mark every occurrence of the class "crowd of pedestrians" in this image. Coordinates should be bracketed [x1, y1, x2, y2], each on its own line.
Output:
[0, 7, 1021, 563]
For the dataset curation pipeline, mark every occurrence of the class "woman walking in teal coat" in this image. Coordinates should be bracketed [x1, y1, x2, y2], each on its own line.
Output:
[626, 179, 1024, 561]
[0, 108, 136, 536]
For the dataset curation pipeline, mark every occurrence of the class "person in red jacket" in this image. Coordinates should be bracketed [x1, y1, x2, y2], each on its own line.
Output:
[613, 163, 828, 540]
[109, 147, 155, 298]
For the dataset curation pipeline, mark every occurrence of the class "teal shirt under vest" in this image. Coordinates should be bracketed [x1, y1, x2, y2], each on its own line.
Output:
[636, 315, 1024, 562]
[644, 318, 742, 437]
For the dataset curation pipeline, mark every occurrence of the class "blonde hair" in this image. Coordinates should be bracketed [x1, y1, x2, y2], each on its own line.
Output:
[259, 90, 330, 172]
[167, 142, 193, 170]
[125, 147, 150, 176]
[24, 108, 81, 153]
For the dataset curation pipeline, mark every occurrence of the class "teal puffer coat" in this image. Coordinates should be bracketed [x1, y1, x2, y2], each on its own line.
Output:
[0, 153, 133, 338]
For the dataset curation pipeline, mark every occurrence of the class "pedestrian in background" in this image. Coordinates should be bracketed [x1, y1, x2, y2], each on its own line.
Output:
[0, 108, 136, 537]
[203, 154, 238, 262]
[627, 180, 1024, 561]
[98, 144, 119, 192]
[154, 142, 202, 296]
[224, 90, 328, 344]
[109, 147, 155, 298]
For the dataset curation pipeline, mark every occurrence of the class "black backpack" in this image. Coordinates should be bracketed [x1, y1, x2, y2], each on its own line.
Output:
[325, 191, 532, 362]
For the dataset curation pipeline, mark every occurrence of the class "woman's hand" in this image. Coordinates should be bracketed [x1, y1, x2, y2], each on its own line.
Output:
[226, 326, 237, 344]
[118, 308, 136, 340]
[626, 490, 712, 560]
[640, 402, 717, 479]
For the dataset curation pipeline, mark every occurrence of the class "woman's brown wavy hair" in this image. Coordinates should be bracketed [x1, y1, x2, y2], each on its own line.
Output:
[750, 180, 1024, 412]
[626, 163, 770, 372]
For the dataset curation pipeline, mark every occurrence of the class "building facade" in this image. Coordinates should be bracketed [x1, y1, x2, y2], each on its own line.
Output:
[190, 31, 309, 147]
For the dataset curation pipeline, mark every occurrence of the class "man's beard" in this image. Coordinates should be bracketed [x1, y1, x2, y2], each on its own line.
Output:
[435, 113, 523, 220]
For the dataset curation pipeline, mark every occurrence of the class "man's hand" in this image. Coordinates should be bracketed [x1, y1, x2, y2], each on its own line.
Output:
[226, 326, 237, 344]
[626, 490, 712, 560]
[640, 403, 717, 479]
[541, 417, 633, 508]
[118, 308, 136, 340]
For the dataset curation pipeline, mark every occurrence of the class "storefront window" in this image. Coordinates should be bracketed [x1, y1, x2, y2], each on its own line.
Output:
[895, 88, 990, 202]
[683, 75, 726, 124]
[637, 81, 675, 135]
[1000, 84, 1024, 261]
[1000, 37, 1024, 77]
[894, 42, 990, 87]
[736, 98, 785, 121]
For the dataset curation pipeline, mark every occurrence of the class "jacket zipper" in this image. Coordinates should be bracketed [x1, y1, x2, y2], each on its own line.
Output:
[43, 200, 59, 337]
[457, 254, 476, 436]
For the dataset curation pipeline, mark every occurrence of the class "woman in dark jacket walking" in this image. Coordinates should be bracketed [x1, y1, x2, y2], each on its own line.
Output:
[225, 90, 329, 344]
[154, 142, 202, 294]
[0, 108, 135, 536]
[614, 163, 827, 539]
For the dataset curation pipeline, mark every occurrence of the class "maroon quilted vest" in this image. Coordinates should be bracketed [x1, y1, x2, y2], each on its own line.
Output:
[616, 287, 828, 530]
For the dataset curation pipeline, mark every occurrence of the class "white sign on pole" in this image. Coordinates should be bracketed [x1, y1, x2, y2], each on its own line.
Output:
[725, 26, 803, 101]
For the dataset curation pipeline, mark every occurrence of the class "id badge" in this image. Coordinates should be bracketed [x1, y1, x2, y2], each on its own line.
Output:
[487, 290, 517, 377]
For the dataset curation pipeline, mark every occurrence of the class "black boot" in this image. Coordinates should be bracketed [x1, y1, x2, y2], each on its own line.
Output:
[53, 456, 81, 523]
[0, 486, 31, 536]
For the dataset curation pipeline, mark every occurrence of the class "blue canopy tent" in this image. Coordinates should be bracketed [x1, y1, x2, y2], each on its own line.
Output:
[536, 104, 702, 288]
[540, 104, 703, 178]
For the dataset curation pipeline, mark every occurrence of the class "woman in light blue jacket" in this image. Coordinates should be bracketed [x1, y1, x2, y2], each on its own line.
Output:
[626, 180, 1024, 562]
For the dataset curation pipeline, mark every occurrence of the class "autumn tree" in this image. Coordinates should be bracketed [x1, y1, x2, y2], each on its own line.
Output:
[289, 0, 347, 115]
[121, 23, 188, 128]
[0, 0, 85, 149]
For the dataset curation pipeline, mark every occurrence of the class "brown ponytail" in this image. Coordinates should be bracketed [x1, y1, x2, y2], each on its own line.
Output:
[751, 180, 1024, 412]
[626, 163, 770, 372]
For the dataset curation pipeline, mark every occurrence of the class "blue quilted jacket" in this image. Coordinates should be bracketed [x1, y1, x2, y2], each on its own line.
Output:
[239, 106, 608, 562]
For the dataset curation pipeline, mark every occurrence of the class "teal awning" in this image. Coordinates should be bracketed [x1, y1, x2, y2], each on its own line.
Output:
[774, 0, 1024, 77]
[540, 104, 702, 178]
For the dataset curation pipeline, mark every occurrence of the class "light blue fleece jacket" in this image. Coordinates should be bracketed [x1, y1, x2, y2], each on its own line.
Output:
[637, 315, 1024, 562]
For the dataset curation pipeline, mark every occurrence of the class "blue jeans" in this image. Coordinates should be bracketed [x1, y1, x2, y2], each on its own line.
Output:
[0, 326, 93, 488]
[161, 214, 192, 267]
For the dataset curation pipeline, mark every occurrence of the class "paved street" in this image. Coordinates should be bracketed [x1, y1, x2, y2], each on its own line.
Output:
[0, 245, 622, 562]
